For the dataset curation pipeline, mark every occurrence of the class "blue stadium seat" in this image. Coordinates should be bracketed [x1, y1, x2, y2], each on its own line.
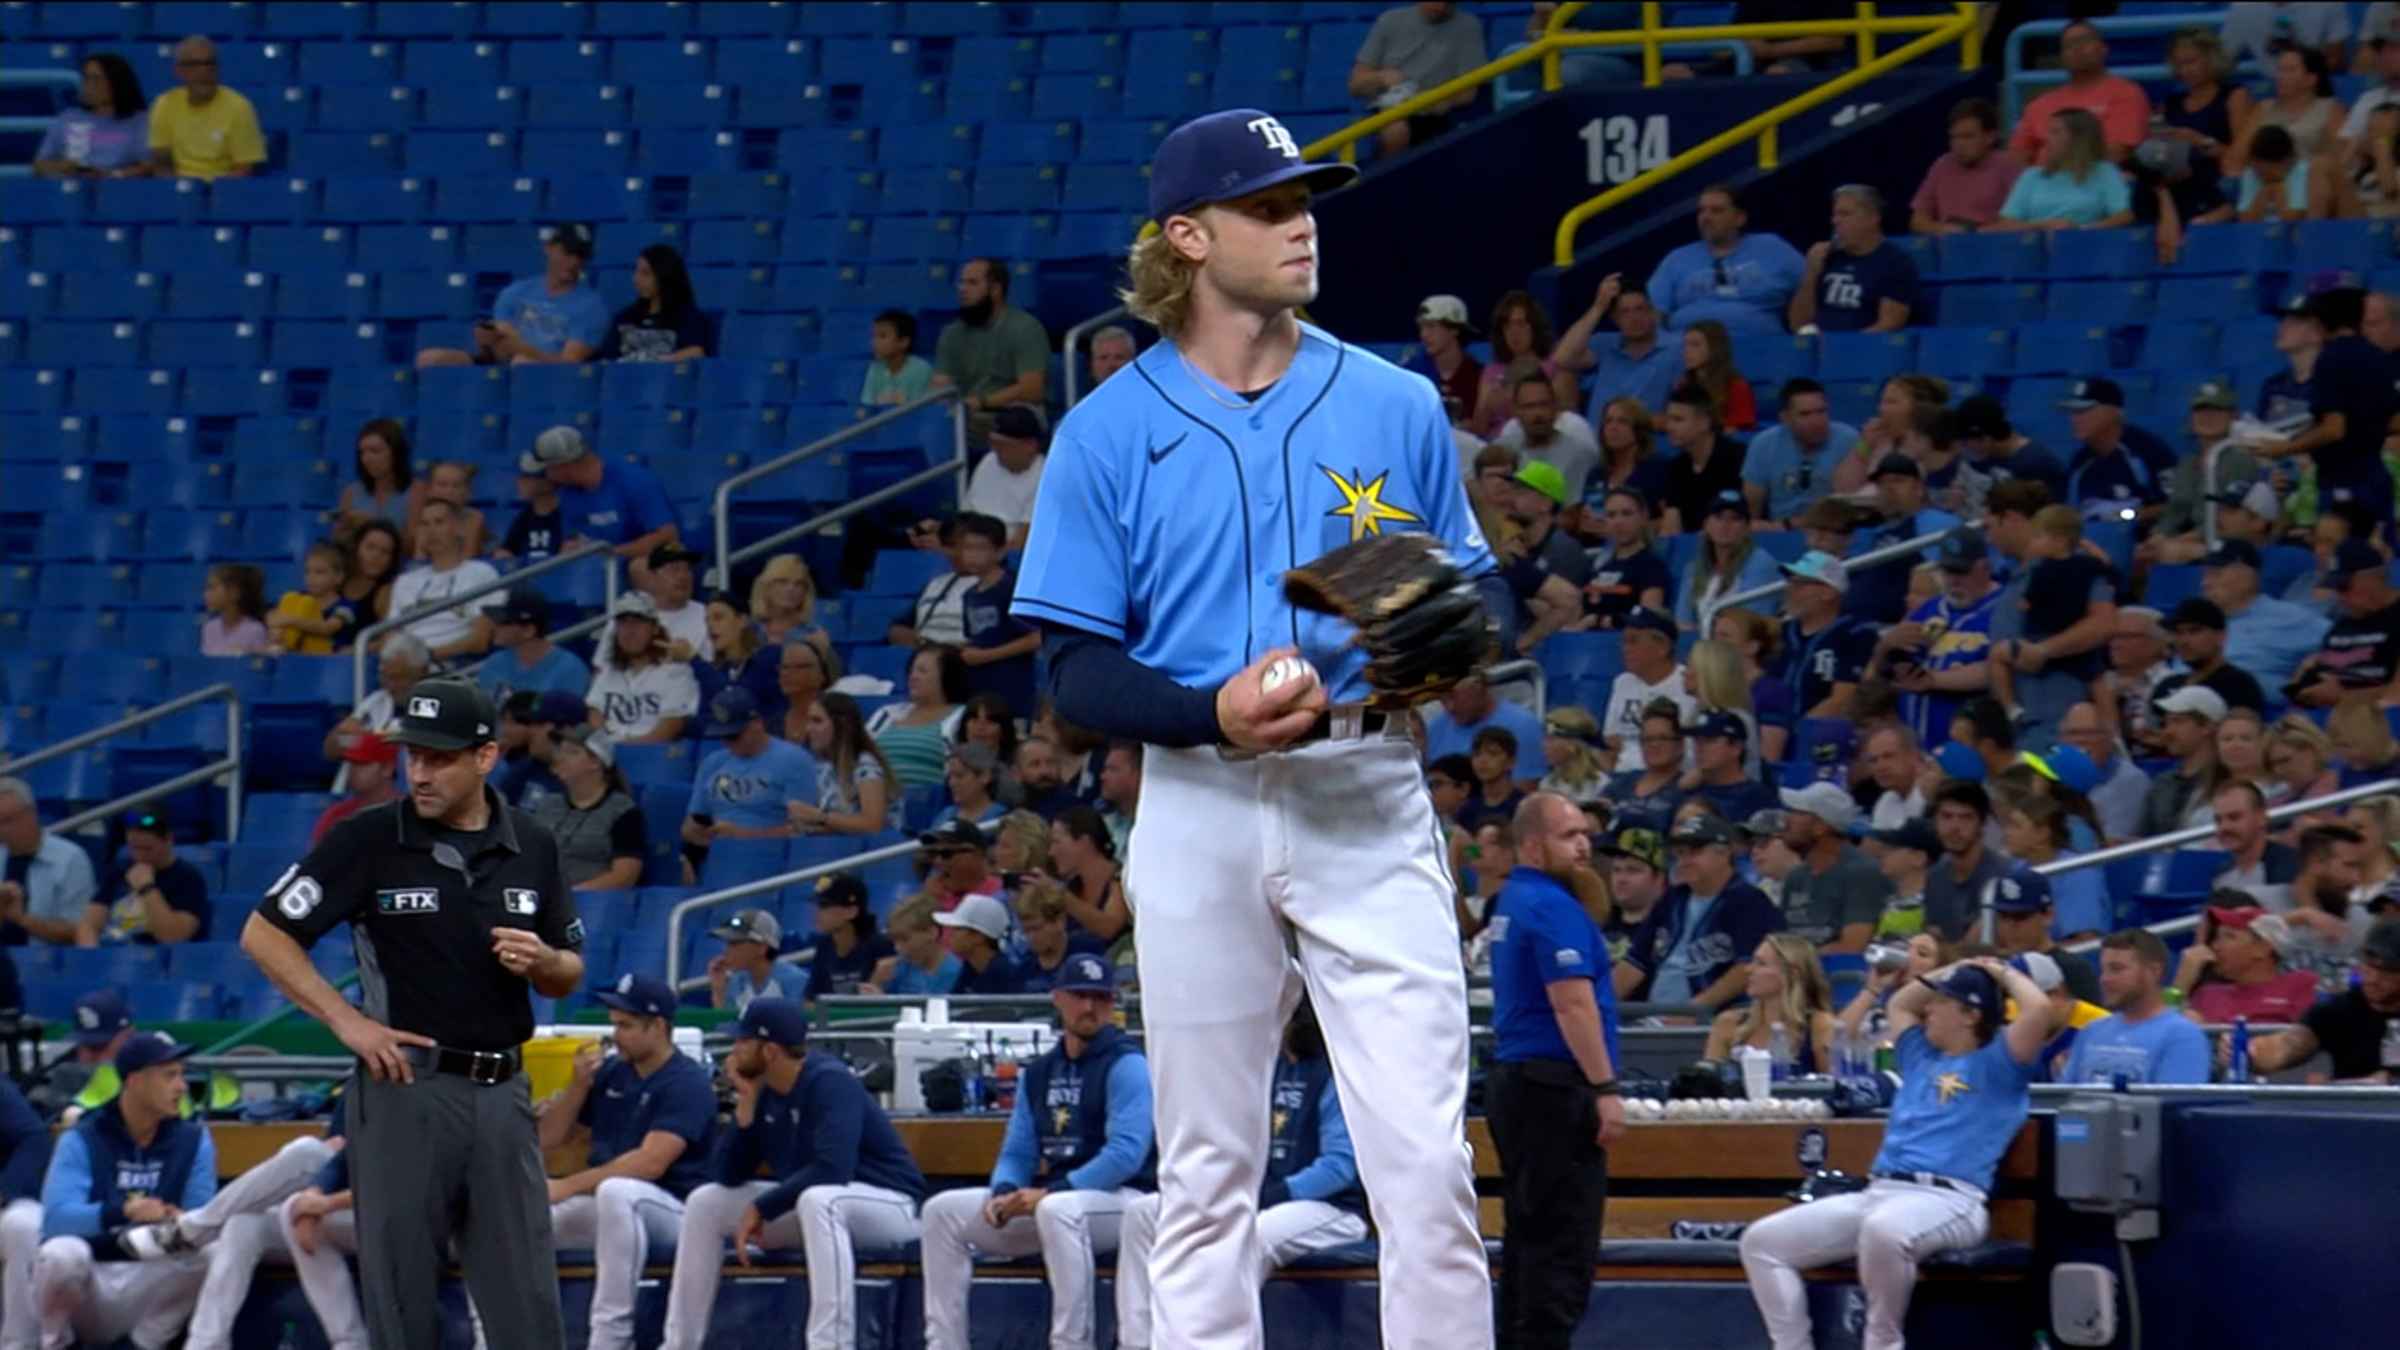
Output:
[215, 42, 297, 89]
[636, 127, 744, 175]
[268, 318, 383, 367]
[2137, 320, 2219, 373]
[325, 365, 418, 420]
[1817, 331, 1913, 383]
[527, 82, 633, 128]
[689, 405, 790, 457]
[971, 164, 1064, 212]
[878, 164, 971, 216]
[27, 223, 133, 273]
[403, 129, 517, 176]
[632, 81, 732, 127]
[37, 510, 135, 563]
[599, 362, 696, 411]
[2046, 227, 2148, 278]
[1033, 73, 1124, 119]
[508, 37, 610, 84]
[688, 216, 780, 264]
[248, 221, 355, 274]
[1925, 282, 2041, 327]
[2174, 220, 2282, 274]
[2047, 279, 2154, 324]
[432, 174, 545, 223]
[313, 83, 417, 132]
[425, 83, 527, 130]
[2155, 272, 2258, 323]
[93, 411, 201, 460]
[0, 368, 67, 415]
[2290, 218, 2389, 273]
[68, 366, 179, 415]
[1914, 326, 2009, 381]
[683, 171, 785, 220]
[161, 270, 276, 321]
[739, 80, 835, 128]
[509, 363, 603, 416]
[401, 36, 506, 84]
[595, 409, 694, 460]
[1932, 230, 2043, 280]
[548, 172, 657, 222]
[0, 180, 86, 227]
[27, 320, 137, 369]
[298, 38, 403, 84]
[372, 269, 476, 322]
[0, 654, 61, 704]
[287, 129, 403, 174]
[57, 269, 166, 321]
[149, 319, 267, 368]
[717, 314, 823, 359]
[522, 128, 634, 177]
[320, 175, 428, 223]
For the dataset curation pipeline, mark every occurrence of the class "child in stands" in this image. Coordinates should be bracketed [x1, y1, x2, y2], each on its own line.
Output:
[266, 541, 359, 654]
[1993, 505, 2113, 729]
[410, 459, 488, 560]
[200, 563, 273, 656]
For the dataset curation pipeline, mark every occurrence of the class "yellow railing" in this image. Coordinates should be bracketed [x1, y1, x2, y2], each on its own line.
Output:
[1303, 1, 1980, 169]
[1549, 2, 1983, 264]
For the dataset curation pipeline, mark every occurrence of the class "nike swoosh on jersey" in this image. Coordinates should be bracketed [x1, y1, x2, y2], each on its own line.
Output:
[1147, 433, 1188, 465]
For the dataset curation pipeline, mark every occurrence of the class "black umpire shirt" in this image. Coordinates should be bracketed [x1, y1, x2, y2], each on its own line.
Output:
[256, 786, 584, 1053]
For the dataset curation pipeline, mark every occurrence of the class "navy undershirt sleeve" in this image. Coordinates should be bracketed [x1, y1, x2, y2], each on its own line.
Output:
[1043, 626, 1227, 749]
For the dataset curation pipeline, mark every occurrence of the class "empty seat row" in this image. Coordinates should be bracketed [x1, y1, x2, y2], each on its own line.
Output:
[1731, 316, 2288, 388]
[1910, 218, 2400, 281]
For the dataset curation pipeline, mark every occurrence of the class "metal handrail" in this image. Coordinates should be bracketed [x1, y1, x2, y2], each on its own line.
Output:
[725, 457, 969, 579]
[1698, 520, 1966, 637]
[0, 71, 77, 177]
[1062, 304, 1131, 410]
[0, 682, 245, 841]
[665, 838, 924, 988]
[1485, 657, 1549, 719]
[711, 389, 967, 587]
[349, 542, 610, 704]
[1550, 3, 1979, 264]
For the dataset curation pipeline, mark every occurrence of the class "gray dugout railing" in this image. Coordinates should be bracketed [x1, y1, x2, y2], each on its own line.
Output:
[664, 838, 924, 989]
[0, 683, 246, 840]
[710, 388, 969, 590]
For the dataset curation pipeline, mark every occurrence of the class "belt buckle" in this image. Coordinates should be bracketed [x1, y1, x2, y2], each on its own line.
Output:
[465, 1050, 508, 1085]
[1330, 705, 1364, 741]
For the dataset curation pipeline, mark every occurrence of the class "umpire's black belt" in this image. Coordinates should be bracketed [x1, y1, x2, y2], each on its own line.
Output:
[400, 1043, 523, 1086]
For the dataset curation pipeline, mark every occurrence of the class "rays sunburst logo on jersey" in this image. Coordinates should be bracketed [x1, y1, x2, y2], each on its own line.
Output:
[1319, 465, 1422, 542]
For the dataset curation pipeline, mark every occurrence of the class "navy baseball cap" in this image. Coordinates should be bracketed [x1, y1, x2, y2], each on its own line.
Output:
[733, 997, 810, 1049]
[2203, 538, 2262, 571]
[2059, 377, 2125, 410]
[1936, 531, 1988, 572]
[1669, 814, 1736, 847]
[1148, 108, 1358, 224]
[1918, 966, 2002, 1026]
[1054, 952, 1116, 996]
[386, 676, 498, 753]
[1988, 865, 2053, 914]
[1871, 453, 1922, 480]
[700, 686, 761, 739]
[490, 585, 548, 628]
[1623, 606, 1677, 639]
[1705, 488, 1749, 520]
[72, 989, 131, 1047]
[592, 972, 677, 1020]
[2326, 539, 2387, 586]
[814, 873, 868, 909]
[1868, 817, 1941, 856]
[114, 1030, 193, 1077]
[535, 690, 588, 726]
[1688, 710, 1746, 742]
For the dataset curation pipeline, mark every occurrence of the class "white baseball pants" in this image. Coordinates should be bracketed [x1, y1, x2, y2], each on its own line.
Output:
[1113, 1194, 1369, 1350]
[182, 1133, 341, 1350]
[1, 1200, 45, 1350]
[1128, 735, 1491, 1350]
[661, 1179, 921, 1350]
[920, 1185, 1137, 1350]
[274, 1198, 368, 1350]
[1739, 1179, 1992, 1350]
[31, 1235, 207, 1350]
[548, 1178, 686, 1350]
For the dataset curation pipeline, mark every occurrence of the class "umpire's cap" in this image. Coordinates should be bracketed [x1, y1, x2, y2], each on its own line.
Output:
[734, 997, 810, 1050]
[1148, 108, 1358, 224]
[386, 677, 498, 753]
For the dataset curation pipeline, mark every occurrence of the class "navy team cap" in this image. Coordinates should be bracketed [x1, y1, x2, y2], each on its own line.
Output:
[1149, 108, 1359, 224]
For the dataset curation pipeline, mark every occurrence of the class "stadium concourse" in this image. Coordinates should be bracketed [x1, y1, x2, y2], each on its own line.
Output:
[3, 1, 2399, 1348]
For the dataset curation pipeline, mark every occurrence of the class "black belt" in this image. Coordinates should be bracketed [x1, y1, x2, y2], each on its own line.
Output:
[1871, 1169, 1976, 1195]
[401, 1044, 522, 1086]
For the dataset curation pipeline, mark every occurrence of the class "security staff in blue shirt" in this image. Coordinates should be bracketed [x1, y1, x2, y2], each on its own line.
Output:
[919, 954, 1154, 1350]
[661, 997, 926, 1350]
[536, 973, 716, 1350]
[1487, 793, 1628, 1350]
[1740, 958, 2053, 1350]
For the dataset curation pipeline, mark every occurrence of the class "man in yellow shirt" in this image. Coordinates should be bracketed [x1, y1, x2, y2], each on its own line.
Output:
[146, 35, 264, 180]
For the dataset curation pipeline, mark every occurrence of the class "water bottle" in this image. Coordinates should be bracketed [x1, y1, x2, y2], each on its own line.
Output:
[1769, 1023, 1793, 1082]
[2228, 1016, 2251, 1083]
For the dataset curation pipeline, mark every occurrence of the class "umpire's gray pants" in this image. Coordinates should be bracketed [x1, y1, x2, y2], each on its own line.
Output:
[350, 1066, 562, 1350]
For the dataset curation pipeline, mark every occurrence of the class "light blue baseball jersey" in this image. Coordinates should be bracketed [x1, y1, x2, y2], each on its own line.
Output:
[1871, 1025, 2036, 1193]
[1012, 324, 1497, 706]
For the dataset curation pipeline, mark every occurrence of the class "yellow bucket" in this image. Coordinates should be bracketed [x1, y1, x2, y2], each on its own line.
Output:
[522, 1035, 601, 1101]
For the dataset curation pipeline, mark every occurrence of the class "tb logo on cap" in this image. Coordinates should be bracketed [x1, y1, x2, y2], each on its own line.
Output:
[1248, 115, 1299, 160]
[408, 695, 442, 718]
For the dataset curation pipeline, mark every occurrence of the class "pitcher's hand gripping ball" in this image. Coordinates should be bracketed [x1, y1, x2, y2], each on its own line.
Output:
[1283, 532, 1493, 709]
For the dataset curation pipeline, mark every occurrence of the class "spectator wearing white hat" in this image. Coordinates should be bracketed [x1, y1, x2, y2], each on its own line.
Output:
[1776, 782, 1891, 954]
[932, 894, 1026, 995]
[2008, 949, 2109, 1081]
[586, 593, 700, 744]
[1777, 550, 1877, 721]
[2139, 685, 2227, 837]
[1406, 295, 1484, 423]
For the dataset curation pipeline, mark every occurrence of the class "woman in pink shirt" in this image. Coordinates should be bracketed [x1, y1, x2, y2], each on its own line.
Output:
[1471, 291, 1576, 438]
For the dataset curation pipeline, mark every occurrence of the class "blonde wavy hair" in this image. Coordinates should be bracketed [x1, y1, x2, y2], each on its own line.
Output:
[749, 553, 818, 624]
[991, 809, 1053, 874]
[889, 892, 940, 937]
[1686, 638, 1754, 715]
[1122, 229, 1203, 340]
[1734, 933, 1834, 1050]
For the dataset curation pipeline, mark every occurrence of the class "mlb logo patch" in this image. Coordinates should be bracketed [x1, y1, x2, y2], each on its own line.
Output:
[503, 888, 538, 916]
[408, 695, 442, 718]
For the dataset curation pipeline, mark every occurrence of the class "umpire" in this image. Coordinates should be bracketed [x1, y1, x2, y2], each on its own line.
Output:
[241, 676, 586, 1348]
[1486, 793, 1627, 1350]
